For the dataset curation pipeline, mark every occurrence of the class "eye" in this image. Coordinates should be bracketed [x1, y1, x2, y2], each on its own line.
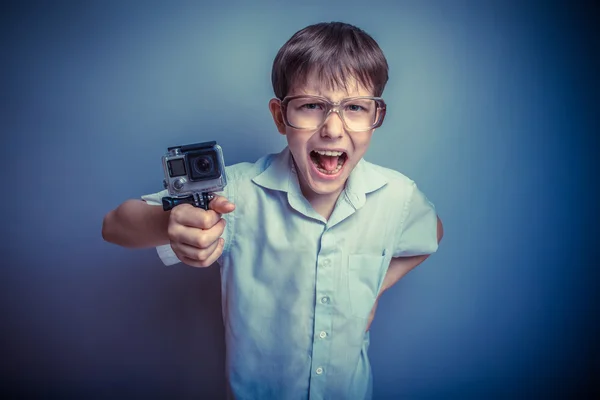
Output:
[346, 104, 365, 112]
[301, 103, 323, 110]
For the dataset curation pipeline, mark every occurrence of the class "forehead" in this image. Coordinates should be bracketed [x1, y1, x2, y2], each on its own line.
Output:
[288, 70, 374, 100]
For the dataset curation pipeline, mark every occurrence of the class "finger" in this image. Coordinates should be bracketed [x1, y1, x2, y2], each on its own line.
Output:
[200, 237, 225, 266]
[171, 203, 222, 230]
[172, 239, 220, 262]
[209, 195, 236, 215]
[178, 238, 224, 268]
[179, 254, 215, 268]
[196, 218, 227, 248]
[171, 218, 226, 248]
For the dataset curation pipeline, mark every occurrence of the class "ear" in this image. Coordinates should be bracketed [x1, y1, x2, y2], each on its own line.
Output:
[269, 98, 287, 135]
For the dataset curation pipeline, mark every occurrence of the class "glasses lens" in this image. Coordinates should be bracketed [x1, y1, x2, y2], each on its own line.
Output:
[342, 99, 379, 131]
[285, 97, 380, 131]
[286, 98, 328, 129]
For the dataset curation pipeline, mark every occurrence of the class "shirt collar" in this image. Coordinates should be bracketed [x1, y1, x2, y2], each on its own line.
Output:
[252, 147, 388, 207]
[252, 147, 300, 195]
[343, 157, 388, 209]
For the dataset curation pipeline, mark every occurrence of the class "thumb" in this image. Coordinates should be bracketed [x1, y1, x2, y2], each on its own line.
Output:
[209, 194, 236, 214]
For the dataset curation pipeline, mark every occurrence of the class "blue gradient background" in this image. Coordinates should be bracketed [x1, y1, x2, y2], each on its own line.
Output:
[1, 0, 598, 398]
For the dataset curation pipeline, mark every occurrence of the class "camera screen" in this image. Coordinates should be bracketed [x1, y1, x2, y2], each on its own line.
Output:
[168, 159, 187, 177]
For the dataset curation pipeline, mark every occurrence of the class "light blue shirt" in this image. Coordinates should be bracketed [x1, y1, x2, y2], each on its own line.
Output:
[142, 147, 439, 399]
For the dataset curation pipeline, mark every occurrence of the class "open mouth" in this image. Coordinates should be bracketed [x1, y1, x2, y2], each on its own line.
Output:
[309, 150, 348, 175]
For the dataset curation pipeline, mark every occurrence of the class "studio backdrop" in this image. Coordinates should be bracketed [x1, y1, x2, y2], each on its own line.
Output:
[1, 0, 597, 398]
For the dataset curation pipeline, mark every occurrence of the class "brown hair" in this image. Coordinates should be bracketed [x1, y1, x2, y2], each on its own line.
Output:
[271, 22, 389, 99]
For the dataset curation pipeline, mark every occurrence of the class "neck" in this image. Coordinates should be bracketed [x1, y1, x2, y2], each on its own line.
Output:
[299, 181, 344, 221]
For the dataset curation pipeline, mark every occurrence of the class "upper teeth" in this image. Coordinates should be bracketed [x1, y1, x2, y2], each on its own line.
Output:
[314, 150, 343, 156]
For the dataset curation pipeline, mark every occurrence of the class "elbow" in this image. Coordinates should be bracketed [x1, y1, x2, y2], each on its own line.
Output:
[102, 210, 117, 244]
[102, 200, 162, 249]
[102, 210, 134, 248]
[102, 207, 131, 247]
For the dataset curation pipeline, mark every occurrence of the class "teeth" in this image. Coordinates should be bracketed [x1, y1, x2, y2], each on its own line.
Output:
[316, 163, 343, 174]
[314, 150, 344, 156]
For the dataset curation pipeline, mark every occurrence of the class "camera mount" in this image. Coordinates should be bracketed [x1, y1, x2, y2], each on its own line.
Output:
[162, 192, 214, 211]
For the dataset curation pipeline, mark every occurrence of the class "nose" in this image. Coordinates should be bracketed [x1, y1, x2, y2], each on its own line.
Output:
[320, 110, 345, 139]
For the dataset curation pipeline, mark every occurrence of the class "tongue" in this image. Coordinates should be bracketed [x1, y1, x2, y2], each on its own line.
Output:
[319, 155, 339, 171]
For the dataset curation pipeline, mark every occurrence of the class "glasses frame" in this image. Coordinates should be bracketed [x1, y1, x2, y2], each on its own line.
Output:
[279, 95, 387, 132]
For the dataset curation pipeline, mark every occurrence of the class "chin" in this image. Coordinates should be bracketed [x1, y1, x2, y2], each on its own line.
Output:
[308, 179, 346, 196]
[301, 164, 350, 198]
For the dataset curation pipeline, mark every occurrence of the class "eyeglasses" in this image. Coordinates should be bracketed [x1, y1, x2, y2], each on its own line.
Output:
[279, 95, 386, 132]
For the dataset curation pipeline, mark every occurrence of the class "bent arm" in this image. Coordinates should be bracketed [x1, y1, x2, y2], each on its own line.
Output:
[102, 199, 171, 248]
[380, 216, 444, 294]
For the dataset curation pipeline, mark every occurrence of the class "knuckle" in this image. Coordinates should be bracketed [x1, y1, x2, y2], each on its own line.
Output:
[195, 249, 207, 262]
[199, 212, 211, 228]
[196, 234, 210, 249]
[170, 204, 186, 220]
[169, 206, 180, 220]
[195, 257, 211, 267]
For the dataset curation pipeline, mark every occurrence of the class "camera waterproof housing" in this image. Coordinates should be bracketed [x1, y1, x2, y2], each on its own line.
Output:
[161, 141, 227, 211]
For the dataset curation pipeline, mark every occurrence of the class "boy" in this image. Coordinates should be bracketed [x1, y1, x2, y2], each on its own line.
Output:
[103, 22, 443, 400]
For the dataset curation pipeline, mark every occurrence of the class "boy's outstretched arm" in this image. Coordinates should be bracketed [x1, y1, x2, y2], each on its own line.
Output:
[102, 199, 171, 248]
[102, 196, 235, 267]
[366, 216, 444, 331]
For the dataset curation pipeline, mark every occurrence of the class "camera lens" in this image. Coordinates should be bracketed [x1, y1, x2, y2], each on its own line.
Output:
[187, 149, 220, 182]
[195, 157, 213, 173]
[191, 155, 216, 179]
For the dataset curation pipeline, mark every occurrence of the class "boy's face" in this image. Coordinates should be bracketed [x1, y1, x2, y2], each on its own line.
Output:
[269, 73, 378, 200]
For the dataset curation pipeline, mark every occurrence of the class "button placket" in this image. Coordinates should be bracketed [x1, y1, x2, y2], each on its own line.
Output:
[309, 230, 335, 396]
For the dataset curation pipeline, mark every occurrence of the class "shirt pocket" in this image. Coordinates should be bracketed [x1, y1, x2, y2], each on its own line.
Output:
[347, 253, 387, 319]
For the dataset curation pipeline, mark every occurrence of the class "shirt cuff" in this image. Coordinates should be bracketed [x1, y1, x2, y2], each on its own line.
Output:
[156, 244, 181, 266]
[141, 190, 182, 266]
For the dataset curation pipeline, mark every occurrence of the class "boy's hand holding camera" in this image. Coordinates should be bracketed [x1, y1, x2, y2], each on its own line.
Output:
[167, 196, 235, 268]
[158, 140, 234, 267]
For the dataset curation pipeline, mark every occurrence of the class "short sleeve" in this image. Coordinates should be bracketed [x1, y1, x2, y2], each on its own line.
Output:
[141, 189, 182, 266]
[393, 182, 439, 257]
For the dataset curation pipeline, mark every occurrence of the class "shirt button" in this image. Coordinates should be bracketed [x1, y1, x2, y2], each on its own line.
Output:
[319, 331, 327, 339]
[316, 367, 323, 375]
[322, 259, 330, 267]
[320, 296, 330, 304]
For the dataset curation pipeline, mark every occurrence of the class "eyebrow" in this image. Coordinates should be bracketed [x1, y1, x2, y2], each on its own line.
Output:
[288, 94, 376, 102]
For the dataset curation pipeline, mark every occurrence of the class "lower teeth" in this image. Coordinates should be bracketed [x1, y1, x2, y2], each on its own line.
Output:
[316, 162, 343, 175]
[310, 153, 345, 175]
